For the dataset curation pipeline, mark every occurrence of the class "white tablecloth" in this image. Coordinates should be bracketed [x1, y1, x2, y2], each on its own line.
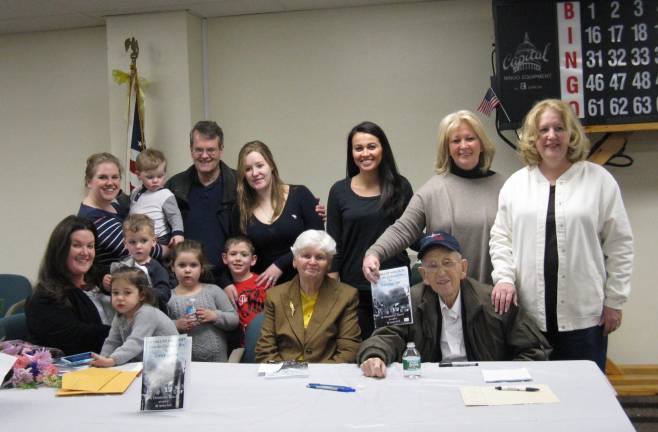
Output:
[2, 360, 633, 431]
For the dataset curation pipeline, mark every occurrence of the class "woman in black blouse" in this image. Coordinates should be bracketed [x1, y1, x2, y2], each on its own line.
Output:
[327, 121, 413, 338]
[231, 140, 324, 291]
[26, 216, 111, 354]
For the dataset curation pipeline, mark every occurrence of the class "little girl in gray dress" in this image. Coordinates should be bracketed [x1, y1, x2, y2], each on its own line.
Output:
[92, 267, 178, 367]
[168, 240, 239, 362]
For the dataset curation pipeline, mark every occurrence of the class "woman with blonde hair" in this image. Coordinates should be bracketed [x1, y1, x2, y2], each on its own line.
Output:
[363, 110, 505, 286]
[489, 99, 633, 370]
[231, 141, 324, 290]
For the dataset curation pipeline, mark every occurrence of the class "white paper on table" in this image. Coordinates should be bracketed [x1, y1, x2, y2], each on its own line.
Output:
[258, 361, 309, 378]
[0, 352, 17, 380]
[257, 363, 282, 376]
[460, 384, 559, 406]
[114, 362, 143, 373]
[481, 368, 532, 383]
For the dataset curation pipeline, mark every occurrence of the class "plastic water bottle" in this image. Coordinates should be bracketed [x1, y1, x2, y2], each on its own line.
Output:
[402, 342, 421, 378]
[185, 297, 197, 323]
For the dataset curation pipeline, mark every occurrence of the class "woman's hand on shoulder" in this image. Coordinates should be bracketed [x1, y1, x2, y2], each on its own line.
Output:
[256, 264, 283, 289]
[314, 198, 326, 222]
[491, 282, 517, 314]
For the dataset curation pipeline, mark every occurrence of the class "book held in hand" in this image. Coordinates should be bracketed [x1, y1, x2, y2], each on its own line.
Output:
[140, 335, 192, 411]
[371, 266, 413, 328]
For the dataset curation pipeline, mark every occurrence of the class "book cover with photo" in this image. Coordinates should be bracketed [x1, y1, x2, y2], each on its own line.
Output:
[371, 266, 413, 328]
[140, 335, 192, 411]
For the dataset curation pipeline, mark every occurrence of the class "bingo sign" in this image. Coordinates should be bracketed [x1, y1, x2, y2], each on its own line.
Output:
[493, 0, 658, 131]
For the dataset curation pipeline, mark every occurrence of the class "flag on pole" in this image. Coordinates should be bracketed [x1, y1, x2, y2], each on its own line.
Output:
[113, 38, 145, 192]
[126, 65, 145, 192]
[477, 88, 501, 117]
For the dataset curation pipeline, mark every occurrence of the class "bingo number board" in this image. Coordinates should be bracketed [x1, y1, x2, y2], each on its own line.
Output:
[493, 0, 658, 131]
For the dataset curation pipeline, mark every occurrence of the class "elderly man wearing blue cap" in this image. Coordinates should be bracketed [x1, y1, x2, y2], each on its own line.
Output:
[358, 231, 550, 378]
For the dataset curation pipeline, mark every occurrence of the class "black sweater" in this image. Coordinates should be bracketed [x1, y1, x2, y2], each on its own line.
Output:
[232, 185, 324, 284]
[327, 177, 413, 291]
[26, 285, 110, 355]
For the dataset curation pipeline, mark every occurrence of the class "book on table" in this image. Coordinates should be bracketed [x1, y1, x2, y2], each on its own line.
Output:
[140, 335, 192, 411]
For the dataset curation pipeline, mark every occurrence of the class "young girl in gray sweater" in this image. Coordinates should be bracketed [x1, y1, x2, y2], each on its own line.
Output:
[92, 267, 178, 367]
[167, 240, 239, 362]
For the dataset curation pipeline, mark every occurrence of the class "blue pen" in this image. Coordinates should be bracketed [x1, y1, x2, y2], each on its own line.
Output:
[307, 383, 356, 392]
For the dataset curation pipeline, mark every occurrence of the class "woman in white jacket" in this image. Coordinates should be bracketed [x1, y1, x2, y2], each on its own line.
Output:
[489, 99, 633, 371]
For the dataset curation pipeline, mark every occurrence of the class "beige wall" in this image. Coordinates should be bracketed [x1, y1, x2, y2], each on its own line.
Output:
[607, 137, 658, 363]
[0, 0, 655, 362]
[208, 1, 518, 195]
[0, 26, 109, 279]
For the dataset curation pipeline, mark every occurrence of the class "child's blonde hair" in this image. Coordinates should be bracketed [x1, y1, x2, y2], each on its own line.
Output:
[136, 148, 167, 172]
[123, 214, 155, 237]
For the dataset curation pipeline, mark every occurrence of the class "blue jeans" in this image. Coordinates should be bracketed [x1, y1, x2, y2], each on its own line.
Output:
[544, 325, 608, 372]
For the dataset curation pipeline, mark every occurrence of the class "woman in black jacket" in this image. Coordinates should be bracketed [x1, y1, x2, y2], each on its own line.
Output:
[26, 215, 110, 354]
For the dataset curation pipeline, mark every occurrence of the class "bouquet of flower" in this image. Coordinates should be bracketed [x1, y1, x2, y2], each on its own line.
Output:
[1, 340, 62, 389]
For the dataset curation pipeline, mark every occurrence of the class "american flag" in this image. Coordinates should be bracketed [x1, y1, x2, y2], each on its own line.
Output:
[127, 71, 145, 191]
[477, 88, 501, 117]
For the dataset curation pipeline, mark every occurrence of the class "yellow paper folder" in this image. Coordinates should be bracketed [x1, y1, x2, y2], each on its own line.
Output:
[57, 367, 140, 396]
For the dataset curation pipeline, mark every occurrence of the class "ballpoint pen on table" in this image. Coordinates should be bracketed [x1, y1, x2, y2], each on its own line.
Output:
[307, 383, 356, 392]
[495, 386, 540, 392]
[439, 361, 479, 367]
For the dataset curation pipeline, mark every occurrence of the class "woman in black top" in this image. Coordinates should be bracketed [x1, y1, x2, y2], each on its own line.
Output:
[231, 140, 324, 291]
[327, 121, 413, 338]
[26, 216, 111, 355]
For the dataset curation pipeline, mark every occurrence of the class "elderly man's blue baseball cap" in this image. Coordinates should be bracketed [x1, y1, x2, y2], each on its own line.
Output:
[417, 231, 462, 260]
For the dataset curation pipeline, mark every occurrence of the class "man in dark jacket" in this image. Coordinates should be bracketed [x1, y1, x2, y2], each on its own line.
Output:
[166, 120, 237, 289]
[358, 231, 550, 378]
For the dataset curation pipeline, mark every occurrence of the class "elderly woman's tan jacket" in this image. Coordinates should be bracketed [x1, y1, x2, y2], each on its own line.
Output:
[255, 275, 361, 363]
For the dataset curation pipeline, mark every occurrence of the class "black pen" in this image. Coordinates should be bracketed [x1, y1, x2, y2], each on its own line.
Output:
[439, 361, 479, 367]
[495, 386, 540, 392]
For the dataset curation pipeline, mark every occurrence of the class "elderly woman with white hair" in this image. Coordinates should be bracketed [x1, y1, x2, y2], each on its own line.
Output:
[255, 230, 361, 363]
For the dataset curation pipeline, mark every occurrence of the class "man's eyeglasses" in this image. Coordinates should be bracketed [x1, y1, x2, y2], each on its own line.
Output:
[192, 147, 220, 156]
[421, 259, 460, 273]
